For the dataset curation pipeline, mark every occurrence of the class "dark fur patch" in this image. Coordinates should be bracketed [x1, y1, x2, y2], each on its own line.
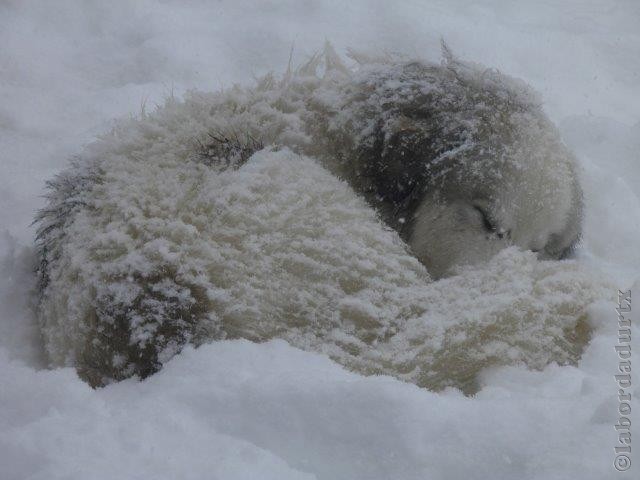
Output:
[196, 130, 263, 170]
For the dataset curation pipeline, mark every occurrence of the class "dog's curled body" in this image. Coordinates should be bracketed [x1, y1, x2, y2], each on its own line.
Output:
[35, 48, 604, 391]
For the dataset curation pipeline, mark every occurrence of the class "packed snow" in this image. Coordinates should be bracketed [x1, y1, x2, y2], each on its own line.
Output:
[1, 1, 638, 479]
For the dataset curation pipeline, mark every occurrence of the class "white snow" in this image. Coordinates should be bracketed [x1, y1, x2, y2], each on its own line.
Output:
[1, 1, 639, 479]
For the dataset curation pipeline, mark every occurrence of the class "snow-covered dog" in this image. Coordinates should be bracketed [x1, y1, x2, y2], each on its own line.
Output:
[35, 45, 606, 392]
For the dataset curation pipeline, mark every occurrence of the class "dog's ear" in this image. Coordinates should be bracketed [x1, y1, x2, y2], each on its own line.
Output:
[378, 118, 426, 192]
[351, 116, 432, 233]
[355, 112, 471, 234]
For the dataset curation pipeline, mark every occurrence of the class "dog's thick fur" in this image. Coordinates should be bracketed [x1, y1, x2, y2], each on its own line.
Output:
[35, 46, 603, 392]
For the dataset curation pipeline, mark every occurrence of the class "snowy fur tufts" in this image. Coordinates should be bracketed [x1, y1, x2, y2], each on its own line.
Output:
[35, 48, 610, 392]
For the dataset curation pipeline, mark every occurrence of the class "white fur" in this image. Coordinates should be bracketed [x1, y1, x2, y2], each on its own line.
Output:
[37, 49, 611, 391]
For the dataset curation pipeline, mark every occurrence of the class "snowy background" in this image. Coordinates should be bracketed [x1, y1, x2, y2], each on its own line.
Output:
[0, 1, 638, 479]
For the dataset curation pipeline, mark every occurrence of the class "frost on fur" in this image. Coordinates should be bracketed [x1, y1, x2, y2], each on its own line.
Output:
[35, 45, 609, 391]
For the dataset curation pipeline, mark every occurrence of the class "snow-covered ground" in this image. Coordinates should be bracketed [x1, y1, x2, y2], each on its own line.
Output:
[0, 1, 638, 479]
